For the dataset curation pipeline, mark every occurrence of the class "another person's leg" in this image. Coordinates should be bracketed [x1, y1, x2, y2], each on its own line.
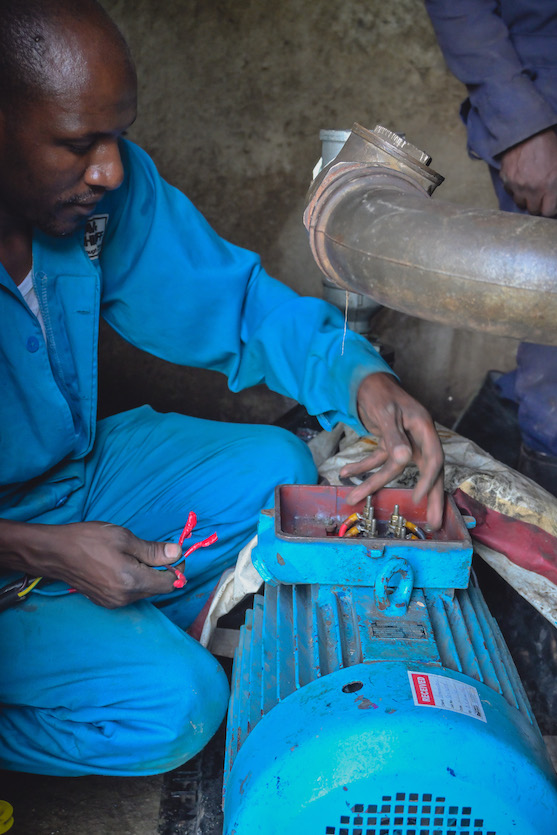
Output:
[488, 167, 557, 491]
[514, 342, 557, 494]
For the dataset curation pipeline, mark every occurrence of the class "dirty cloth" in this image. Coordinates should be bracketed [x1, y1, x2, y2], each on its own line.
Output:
[320, 424, 557, 624]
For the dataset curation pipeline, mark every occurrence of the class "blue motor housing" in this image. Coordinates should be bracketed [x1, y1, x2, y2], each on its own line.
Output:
[223, 490, 557, 834]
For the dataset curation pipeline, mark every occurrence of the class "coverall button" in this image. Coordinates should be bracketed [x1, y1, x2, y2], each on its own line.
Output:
[55, 496, 69, 508]
[26, 336, 40, 353]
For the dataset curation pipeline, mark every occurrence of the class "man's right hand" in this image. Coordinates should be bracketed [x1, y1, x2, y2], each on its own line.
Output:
[0, 520, 181, 608]
[499, 127, 557, 216]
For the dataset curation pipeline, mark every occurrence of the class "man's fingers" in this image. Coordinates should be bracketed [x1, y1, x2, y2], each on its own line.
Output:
[361, 403, 412, 459]
[400, 417, 444, 530]
[349, 373, 445, 528]
[541, 191, 557, 218]
[410, 419, 445, 494]
[346, 464, 444, 529]
[340, 449, 388, 477]
[413, 449, 444, 499]
[133, 560, 183, 598]
[345, 454, 410, 505]
[413, 470, 445, 531]
[70, 560, 178, 608]
[125, 541, 187, 601]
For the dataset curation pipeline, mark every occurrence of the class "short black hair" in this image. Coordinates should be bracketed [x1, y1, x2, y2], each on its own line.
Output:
[0, 0, 134, 110]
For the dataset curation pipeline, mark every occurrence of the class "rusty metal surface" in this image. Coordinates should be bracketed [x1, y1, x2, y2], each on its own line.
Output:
[251, 486, 473, 589]
[275, 484, 465, 542]
[305, 126, 557, 345]
[308, 123, 443, 201]
[375, 556, 414, 615]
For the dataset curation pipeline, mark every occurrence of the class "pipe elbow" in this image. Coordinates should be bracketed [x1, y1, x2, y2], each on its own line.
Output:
[305, 124, 557, 345]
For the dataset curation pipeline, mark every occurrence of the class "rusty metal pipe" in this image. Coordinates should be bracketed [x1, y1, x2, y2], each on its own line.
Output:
[304, 124, 557, 345]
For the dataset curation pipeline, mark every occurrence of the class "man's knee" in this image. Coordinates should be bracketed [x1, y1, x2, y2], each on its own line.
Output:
[126, 630, 230, 774]
[256, 425, 317, 487]
[0, 600, 230, 777]
[83, 632, 230, 775]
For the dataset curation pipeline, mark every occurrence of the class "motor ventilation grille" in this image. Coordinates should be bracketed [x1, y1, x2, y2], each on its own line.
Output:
[324, 792, 497, 835]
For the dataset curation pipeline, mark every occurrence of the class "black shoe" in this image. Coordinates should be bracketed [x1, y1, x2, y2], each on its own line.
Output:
[518, 444, 557, 497]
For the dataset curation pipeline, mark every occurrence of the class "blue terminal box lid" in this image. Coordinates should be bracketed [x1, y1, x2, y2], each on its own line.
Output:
[252, 485, 473, 589]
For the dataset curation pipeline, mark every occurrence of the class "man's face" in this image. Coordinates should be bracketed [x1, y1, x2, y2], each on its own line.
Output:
[0, 53, 137, 237]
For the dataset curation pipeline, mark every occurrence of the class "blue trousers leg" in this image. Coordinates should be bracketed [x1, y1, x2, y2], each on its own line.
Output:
[79, 407, 317, 626]
[0, 595, 229, 776]
[0, 408, 317, 775]
[489, 167, 557, 456]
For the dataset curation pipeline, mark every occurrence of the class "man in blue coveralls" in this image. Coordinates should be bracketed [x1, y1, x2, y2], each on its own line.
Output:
[425, 0, 557, 492]
[0, 0, 443, 777]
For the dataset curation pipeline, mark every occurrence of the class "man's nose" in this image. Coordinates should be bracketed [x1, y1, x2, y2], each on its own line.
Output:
[84, 140, 124, 191]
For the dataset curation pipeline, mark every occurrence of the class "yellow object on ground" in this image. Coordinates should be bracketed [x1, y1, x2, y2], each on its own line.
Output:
[0, 801, 14, 833]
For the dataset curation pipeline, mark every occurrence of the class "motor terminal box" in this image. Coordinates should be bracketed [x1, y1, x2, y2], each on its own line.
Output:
[252, 485, 473, 589]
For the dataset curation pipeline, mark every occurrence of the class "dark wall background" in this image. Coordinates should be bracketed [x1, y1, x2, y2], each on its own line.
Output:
[98, 0, 517, 426]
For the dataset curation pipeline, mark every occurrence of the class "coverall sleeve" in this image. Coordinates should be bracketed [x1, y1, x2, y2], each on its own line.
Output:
[98, 141, 393, 433]
[424, 0, 557, 161]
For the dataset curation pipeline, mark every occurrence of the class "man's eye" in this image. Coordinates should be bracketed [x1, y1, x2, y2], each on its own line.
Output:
[66, 141, 95, 155]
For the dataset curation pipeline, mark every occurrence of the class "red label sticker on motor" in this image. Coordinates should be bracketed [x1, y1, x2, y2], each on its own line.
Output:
[408, 671, 486, 722]
[412, 673, 434, 705]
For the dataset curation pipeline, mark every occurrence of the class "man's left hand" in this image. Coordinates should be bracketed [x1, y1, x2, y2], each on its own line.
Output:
[340, 373, 444, 530]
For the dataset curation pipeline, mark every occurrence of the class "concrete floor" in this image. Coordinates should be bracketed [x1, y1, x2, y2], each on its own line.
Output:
[0, 772, 163, 835]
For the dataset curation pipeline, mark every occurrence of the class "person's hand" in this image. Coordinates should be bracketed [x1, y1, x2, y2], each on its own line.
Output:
[499, 128, 557, 216]
[339, 373, 444, 530]
[8, 521, 183, 608]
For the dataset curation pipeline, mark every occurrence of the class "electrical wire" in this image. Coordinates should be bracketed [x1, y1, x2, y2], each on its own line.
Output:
[405, 521, 427, 540]
[183, 531, 218, 559]
[1, 511, 218, 611]
[0, 576, 28, 596]
[338, 513, 360, 537]
[33, 585, 77, 596]
[336, 508, 428, 541]
[0, 575, 45, 613]
[178, 511, 197, 547]
[345, 525, 361, 537]
[154, 513, 218, 586]
[16, 576, 42, 597]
